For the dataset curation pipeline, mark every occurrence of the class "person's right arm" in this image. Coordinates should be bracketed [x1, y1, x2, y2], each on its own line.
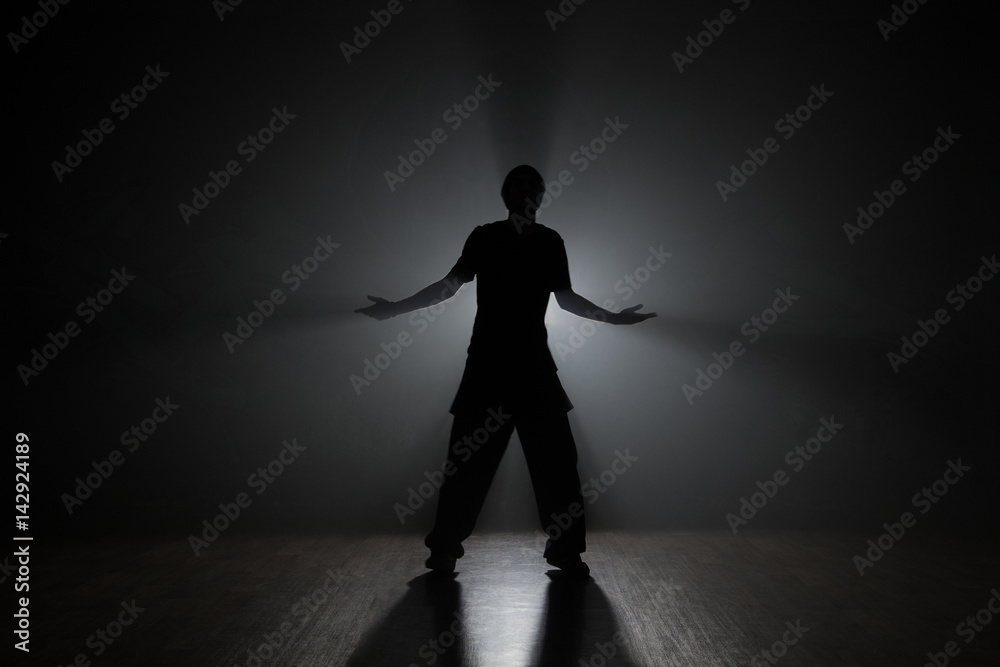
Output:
[358, 226, 480, 321]
[355, 271, 467, 321]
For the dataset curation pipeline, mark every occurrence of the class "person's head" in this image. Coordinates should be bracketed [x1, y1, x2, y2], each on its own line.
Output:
[501, 165, 545, 219]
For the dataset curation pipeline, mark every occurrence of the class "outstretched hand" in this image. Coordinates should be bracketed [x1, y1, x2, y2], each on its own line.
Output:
[355, 295, 398, 321]
[612, 304, 656, 325]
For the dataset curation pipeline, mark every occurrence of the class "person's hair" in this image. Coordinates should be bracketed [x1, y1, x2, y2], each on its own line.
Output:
[501, 165, 545, 211]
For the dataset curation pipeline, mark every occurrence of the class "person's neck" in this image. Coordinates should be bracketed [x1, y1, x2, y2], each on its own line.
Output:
[506, 211, 537, 234]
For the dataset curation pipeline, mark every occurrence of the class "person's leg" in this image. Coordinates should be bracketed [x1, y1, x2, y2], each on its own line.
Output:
[516, 410, 587, 561]
[424, 407, 516, 560]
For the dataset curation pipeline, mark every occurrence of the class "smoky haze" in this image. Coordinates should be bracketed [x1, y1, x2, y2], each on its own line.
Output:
[8, 0, 995, 541]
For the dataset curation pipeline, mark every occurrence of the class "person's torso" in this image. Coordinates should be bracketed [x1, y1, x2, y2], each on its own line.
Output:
[467, 221, 561, 371]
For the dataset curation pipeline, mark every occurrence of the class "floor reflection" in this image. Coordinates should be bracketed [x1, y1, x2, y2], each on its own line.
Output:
[345, 569, 637, 666]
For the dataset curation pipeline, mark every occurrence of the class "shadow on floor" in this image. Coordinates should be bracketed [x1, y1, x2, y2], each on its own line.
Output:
[531, 571, 640, 666]
[345, 571, 465, 666]
[345, 570, 639, 666]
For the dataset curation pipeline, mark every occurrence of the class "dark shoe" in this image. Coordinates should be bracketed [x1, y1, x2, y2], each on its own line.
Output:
[545, 554, 590, 579]
[425, 550, 457, 573]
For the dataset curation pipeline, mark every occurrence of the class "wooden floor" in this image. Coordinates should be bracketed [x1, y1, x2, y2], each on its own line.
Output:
[10, 530, 1000, 666]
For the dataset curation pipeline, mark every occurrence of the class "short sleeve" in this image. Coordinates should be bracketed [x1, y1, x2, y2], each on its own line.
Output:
[448, 225, 482, 283]
[550, 234, 572, 292]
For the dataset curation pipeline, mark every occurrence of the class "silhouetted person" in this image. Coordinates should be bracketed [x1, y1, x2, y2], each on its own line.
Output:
[357, 165, 654, 578]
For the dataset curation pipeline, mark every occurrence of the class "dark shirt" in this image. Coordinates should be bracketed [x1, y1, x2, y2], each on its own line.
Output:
[448, 220, 574, 415]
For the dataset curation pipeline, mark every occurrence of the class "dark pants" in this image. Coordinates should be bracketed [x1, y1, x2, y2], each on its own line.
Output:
[424, 406, 586, 560]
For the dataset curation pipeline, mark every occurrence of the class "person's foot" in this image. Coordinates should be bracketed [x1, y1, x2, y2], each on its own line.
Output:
[545, 554, 590, 579]
[425, 550, 457, 574]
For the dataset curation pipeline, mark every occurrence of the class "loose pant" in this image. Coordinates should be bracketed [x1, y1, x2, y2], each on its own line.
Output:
[424, 407, 586, 559]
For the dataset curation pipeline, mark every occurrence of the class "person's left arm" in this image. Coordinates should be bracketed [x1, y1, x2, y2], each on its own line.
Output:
[550, 234, 655, 324]
[554, 289, 655, 324]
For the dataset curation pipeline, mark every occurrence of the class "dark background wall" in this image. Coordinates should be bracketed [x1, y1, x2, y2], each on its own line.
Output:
[7, 0, 996, 541]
